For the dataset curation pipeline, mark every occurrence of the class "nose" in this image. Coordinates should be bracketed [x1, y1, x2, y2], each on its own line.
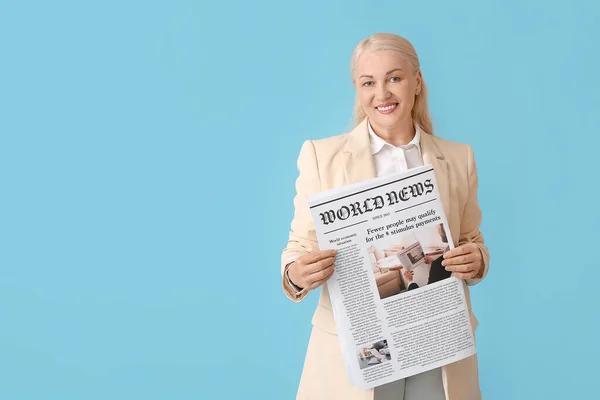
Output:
[376, 83, 391, 102]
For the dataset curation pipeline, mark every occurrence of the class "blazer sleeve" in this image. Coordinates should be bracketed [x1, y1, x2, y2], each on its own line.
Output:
[281, 140, 322, 302]
[461, 144, 490, 286]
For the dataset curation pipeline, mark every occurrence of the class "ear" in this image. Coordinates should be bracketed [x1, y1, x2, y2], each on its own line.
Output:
[415, 70, 423, 94]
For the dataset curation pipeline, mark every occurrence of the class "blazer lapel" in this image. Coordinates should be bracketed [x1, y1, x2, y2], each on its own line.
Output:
[420, 132, 451, 232]
[342, 119, 377, 184]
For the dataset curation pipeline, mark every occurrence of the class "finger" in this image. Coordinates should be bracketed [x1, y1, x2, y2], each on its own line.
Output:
[444, 263, 477, 273]
[312, 271, 333, 287]
[306, 267, 335, 289]
[308, 263, 335, 281]
[443, 244, 475, 259]
[308, 256, 336, 273]
[452, 271, 477, 280]
[300, 249, 337, 265]
[315, 256, 336, 270]
[299, 255, 335, 274]
[442, 253, 476, 266]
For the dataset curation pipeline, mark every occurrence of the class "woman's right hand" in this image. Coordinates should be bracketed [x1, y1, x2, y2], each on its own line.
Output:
[288, 249, 337, 291]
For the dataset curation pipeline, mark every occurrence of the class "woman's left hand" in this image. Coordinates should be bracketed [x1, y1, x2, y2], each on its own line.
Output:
[441, 243, 484, 279]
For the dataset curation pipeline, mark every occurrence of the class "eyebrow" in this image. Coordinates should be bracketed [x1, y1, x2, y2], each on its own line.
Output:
[359, 68, 403, 79]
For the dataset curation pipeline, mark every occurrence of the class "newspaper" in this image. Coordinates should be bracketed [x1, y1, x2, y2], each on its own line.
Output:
[308, 164, 476, 390]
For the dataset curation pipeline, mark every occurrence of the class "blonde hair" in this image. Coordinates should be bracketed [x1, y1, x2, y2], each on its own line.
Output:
[350, 33, 434, 135]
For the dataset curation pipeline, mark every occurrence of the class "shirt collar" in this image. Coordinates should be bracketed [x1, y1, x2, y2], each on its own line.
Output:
[368, 120, 422, 155]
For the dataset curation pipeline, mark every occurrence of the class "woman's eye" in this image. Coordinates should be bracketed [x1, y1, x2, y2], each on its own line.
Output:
[362, 81, 374, 87]
[389, 76, 401, 83]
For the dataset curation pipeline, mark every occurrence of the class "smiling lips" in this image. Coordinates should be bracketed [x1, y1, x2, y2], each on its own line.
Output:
[376, 103, 398, 114]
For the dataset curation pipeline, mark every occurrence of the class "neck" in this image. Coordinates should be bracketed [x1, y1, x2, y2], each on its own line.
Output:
[370, 118, 415, 146]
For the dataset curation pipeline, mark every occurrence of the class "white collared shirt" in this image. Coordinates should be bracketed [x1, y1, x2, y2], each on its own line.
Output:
[368, 120, 424, 177]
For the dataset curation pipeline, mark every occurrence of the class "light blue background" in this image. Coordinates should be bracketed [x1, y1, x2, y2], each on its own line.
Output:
[1, 0, 599, 399]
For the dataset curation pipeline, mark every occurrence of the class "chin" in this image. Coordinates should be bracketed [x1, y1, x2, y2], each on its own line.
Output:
[370, 114, 404, 128]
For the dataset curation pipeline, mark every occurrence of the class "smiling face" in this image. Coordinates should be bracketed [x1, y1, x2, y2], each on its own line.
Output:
[354, 50, 422, 133]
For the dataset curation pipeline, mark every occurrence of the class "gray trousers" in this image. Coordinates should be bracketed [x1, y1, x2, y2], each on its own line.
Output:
[374, 368, 445, 400]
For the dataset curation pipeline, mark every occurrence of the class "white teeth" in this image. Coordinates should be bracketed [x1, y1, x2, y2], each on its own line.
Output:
[377, 104, 396, 111]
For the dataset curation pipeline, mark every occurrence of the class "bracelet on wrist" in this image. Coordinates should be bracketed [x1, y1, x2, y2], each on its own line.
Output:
[285, 262, 305, 295]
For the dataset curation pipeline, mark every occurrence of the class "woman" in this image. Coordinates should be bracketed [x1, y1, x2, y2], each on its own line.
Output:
[280, 33, 490, 400]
